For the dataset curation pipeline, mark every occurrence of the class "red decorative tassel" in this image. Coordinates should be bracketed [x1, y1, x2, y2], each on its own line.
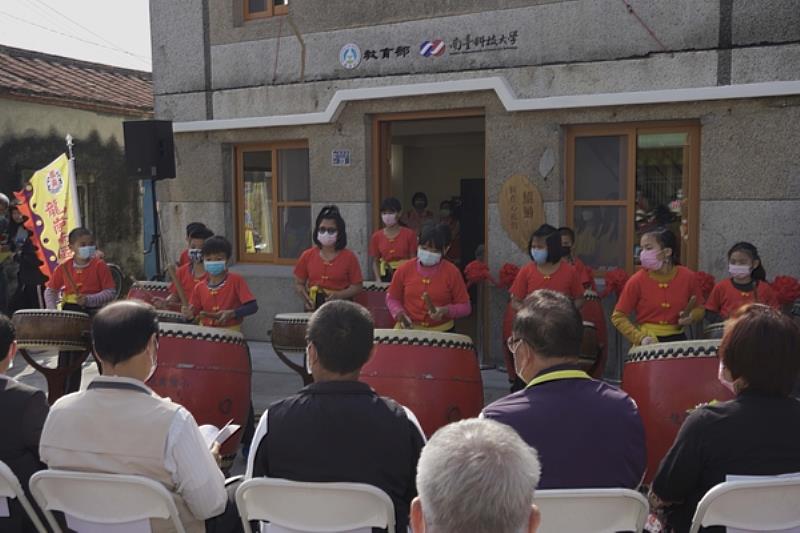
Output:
[770, 275, 800, 306]
[498, 263, 520, 290]
[695, 271, 716, 301]
[600, 268, 630, 299]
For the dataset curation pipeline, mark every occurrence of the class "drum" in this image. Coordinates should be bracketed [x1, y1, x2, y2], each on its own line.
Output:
[580, 295, 608, 378]
[622, 340, 734, 483]
[127, 281, 171, 305]
[12, 310, 93, 403]
[13, 309, 92, 351]
[156, 310, 187, 324]
[361, 329, 484, 437]
[578, 321, 599, 372]
[271, 313, 313, 384]
[703, 322, 726, 339]
[147, 323, 251, 457]
[353, 282, 394, 328]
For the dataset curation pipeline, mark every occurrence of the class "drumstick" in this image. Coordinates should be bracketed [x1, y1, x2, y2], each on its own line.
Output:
[422, 292, 437, 315]
[681, 296, 698, 318]
[166, 264, 189, 307]
[62, 264, 80, 296]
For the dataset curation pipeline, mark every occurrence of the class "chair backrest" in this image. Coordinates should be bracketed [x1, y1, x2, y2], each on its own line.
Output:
[689, 475, 800, 533]
[0, 461, 48, 533]
[235, 477, 395, 533]
[534, 488, 649, 533]
[29, 469, 186, 533]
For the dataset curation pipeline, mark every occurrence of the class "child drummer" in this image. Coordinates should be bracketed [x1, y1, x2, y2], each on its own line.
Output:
[155, 226, 214, 309]
[44, 227, 116, 392]
[182, 235, 259, 457]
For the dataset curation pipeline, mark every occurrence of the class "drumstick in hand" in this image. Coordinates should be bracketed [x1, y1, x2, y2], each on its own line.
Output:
[422, 292, 437, 315]
[62, 264, 80, 296]
[166, 264, 189, 307]
[679, 296, 698, 326]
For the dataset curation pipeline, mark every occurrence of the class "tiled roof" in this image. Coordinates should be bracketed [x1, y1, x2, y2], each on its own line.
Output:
[0, 44, 153, 116]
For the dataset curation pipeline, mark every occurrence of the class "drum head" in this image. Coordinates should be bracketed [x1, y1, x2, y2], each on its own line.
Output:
[362, 282, 390, 291]
[627, 339, 720, 363]
[373, 328, 474, 350]
[273, 313, 313, 323]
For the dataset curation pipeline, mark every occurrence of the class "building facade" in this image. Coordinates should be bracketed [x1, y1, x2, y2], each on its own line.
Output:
[150, 1, 800, 366]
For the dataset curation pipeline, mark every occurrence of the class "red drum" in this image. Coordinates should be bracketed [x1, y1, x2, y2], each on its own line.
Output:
[353, 282, 394, 328]
[127, 280, 170, 304]
[271, 313, 313, 385]
[360, 329, 484, 437]
[578, 321, 599, 372]
[147, 323, 251, 457]
[580, 295, 608, 378]
[622, 340, 734, 483]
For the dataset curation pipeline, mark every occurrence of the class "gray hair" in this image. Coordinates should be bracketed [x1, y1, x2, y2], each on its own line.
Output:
[416, 418, 541, 533]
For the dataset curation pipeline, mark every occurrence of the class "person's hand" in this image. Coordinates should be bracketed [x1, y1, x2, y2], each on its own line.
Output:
[326, 291, 339, 301]
[210, 442, 222, 468]
[396, 312, 413, 329]
[95, 249, 105, 260]
[300, 290, 314, 310]
[641, 336, 658, 345]
[76, 295, 87, 306]
[181, 305, 195, 320]
[215, 310, 235, 325]
[152, 296, 167, 309]
[677, 314, 694, 327]
[429, 306, 448, 321]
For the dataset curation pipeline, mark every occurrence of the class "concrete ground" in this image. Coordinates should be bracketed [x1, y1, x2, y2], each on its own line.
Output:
[8, 341, 513, 473]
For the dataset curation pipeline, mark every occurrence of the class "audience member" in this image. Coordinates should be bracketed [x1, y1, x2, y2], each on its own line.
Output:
[0, 314, 48, 533]
[651, 304, 800, 533]
[39, 300, 241, 533]
[247, 300, 425, 531]
[483, 289, 646, 489]
[411, 418, 541, 533]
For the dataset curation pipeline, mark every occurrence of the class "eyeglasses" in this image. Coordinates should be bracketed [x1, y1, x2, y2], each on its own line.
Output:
[318, 227, 338, 235]
[506, 336, 523, 354]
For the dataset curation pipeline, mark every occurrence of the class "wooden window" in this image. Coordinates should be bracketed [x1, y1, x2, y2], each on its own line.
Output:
[565, 122, 701, 273]
[244, 0, 288, 20]
[235, 142, 310, 264]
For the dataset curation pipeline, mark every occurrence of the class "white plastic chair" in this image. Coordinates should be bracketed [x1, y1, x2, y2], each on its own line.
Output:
[0, 461, 48, 532]
[689, 476, 800, 533]
[29, 469, 186, 533]
[235, 477, 395, 533]
[534, 488, 649, 533]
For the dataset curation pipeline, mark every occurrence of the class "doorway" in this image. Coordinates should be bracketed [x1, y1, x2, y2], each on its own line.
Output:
[372, 111, 487, 343]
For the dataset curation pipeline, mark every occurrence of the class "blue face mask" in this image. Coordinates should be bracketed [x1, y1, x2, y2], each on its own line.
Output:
[204, 260, 226, 276]
[530, 248, 548, 265]
[78, 245, 96, 260]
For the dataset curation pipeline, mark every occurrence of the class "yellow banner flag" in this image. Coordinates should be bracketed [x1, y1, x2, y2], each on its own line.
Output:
[15, 154, 79, 278]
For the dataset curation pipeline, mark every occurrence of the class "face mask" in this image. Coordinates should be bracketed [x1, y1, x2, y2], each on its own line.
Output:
[145, 337, 159, 382]
[729, 264, 751, 278]
[381, 213, 398, 226]
[440, 209, 451, 218]
[317, 231, 338, 246]
[305, 345, 313, 375]
[530, 249, 548, 265]
[78, 245, 96, 260]
[188, 248, 203, 263]
[717, 360, 736, 394]
[418, 247, 442, 267]
[204, 260, 226, 276]
[640, 248, 664, 271]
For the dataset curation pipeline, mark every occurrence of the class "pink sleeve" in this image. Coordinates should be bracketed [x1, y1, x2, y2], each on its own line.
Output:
[386, 293, 405, 320]
[447, 301, 472, 319]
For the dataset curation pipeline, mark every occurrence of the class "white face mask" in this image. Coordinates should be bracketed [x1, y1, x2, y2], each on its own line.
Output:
[728, 264, 751, 278]
[418, 247, 442, 267]
[305, 344, 313, 375]
[317, 231, 338, 246]
[145, 337, 158, 382]
[717, 360, 736, 394]
[381, 213, 398, 226]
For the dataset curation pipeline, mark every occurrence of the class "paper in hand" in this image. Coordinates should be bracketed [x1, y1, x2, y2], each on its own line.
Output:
[199, 419, 242, 449]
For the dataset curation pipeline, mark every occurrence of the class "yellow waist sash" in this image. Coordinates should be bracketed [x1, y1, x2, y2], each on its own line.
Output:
[379, 259, 406, 278]
[393, 319, 454, 332]
[638, 322, 683, 339]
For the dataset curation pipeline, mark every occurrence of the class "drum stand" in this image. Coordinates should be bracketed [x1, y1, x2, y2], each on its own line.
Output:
[17, 348, 92, 404]
[272, 348, 313, 386]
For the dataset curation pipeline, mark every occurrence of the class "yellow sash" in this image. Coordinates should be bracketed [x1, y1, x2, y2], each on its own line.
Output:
[379, 259, 406, 278]
[638, 322, 683, 339]
[525, 369, 591, 389]
[393, 319, 454, 332]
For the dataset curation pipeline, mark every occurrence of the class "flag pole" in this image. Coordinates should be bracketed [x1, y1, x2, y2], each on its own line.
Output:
[65, 134, 82, 227]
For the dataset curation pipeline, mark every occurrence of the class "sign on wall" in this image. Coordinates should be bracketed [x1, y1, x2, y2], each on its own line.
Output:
[331, 149, 352, 166]
[499, 174, 544, 252]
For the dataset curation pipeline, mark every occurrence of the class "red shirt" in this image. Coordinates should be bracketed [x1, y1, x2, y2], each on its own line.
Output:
[615, 266, 704, 326]
[510, 262, 583, 301]
[177, 249, 190, 267]
[388, 259, 470, 327]
[170, 263, 208, 299]
[369, 227, 417, 262]
[705, 278, 779, 319]
[294, 247, 363, 291]
[47, 258, 115, 297]
[190, 272, 256, 328]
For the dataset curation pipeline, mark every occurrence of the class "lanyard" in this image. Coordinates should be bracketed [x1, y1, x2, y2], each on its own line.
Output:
[525, 369, 591, 389]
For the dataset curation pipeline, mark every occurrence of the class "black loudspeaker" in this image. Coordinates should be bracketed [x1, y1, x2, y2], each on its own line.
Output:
[123, 120, 176, 180]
